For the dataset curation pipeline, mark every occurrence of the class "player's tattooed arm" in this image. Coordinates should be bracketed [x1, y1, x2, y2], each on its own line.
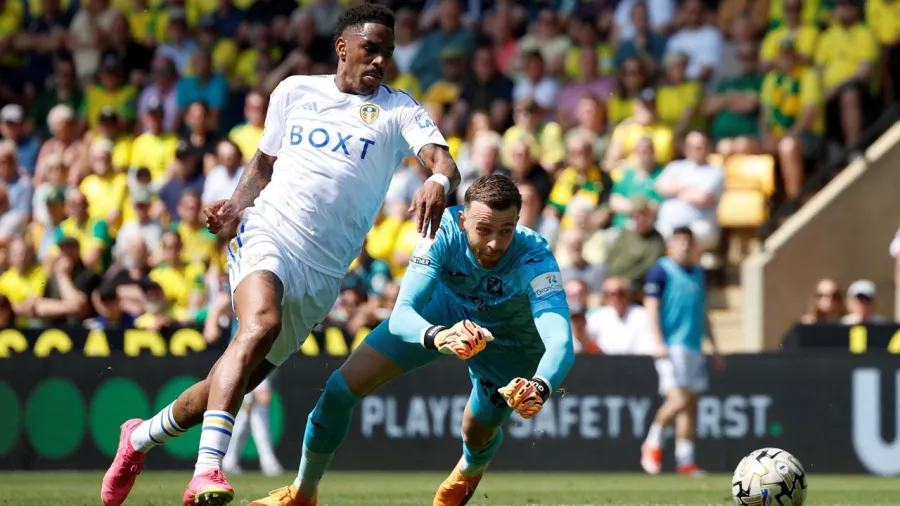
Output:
[231, 149, 276, 211]
[205, 150, 276, 237]
[411, 144, 460, 238]
[418, 143, 461, 190]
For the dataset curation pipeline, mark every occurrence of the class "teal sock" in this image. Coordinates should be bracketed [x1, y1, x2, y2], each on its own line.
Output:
[460, 429, 504, 477]
[292, 371, 360, 497]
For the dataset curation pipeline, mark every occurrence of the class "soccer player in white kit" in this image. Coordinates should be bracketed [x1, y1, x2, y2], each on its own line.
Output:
[100, 5, 461, 506]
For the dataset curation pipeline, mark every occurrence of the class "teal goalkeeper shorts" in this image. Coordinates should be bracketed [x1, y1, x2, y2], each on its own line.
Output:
[364, 290, 541, 429]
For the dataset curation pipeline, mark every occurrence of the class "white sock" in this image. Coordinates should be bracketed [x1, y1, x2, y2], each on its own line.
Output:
[675, 438, 695, 467]
[131, 402, 186, 453]
[293, 446, 334, 498]
[194, 410, 235, 476]
[645, 422, 664, 449]
[250, 403, 282, 472]
[223, 407, 251, 469]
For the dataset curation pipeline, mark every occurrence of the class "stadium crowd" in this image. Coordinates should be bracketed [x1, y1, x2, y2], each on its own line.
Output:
[0, 0, 897, 353]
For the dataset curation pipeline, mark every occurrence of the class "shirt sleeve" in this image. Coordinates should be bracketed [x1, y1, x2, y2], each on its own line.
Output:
[387, 267, 440, 345]
[258, 78, 293, 156]
[404, 211, 452, 280]
[760, 32, 778, 63]
[643, 262, 667, 298]
[396, 92, 448, 158]
[800, 70, 822, 108]
[520, 252, 569, 315]
[532, 306, 576, 392]
[857, 27, 878, 64]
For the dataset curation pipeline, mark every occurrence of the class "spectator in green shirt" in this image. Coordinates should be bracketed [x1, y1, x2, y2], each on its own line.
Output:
[702, 41, 764, 156]
[31, 55, 83, 140]
[605, 198, 666, 288]
[608, 137, 663, 228]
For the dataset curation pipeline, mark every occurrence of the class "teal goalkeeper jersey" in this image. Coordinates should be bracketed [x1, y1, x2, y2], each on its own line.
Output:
[404, 206, 569, 353]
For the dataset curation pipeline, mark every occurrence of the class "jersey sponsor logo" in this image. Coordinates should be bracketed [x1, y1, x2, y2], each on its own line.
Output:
[288, 125, 376, 160]
[414, 111, 435, 129]
[530, 272, 563, 298]
[410, 256, 430, 266]
[485, 276, 504, 297]
[360, 103, 380, 124]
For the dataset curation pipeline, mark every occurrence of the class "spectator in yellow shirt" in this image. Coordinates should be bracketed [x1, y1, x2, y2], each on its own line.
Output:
[0, 237, 48, 306]
[606, 57, 651, 126]
[386, 58, 423, 103]
[79, 139, 128, 228]
[175, 190, 218, 268]
[365, 207, 404, 264]
[546, 133, 614, 234]
[422, 47, 467, 109]
[656, 52, 703, 139]
[501, 98, 565, 173]
[866, 0, 900, 102]
[81, 54, 138, 132]
[760, 40, 825, 199]
[760, 0, 819, 71]
[54, 189, 113, 273]
[228, 91, 266, 163]
[134, 280, 191, 331]
[0, 0, 24, 68]
[195, 16, 239, 76]
[125, 0, 165, 46]
[92, 107, 134, 172]
[130, 97, 179, 182]
[604, 88, 676, 170]
[149, 230, 206, 320]
[234, 24, 282, 90]
[814, 0, 877, 145]
[768, 0, 829, 31]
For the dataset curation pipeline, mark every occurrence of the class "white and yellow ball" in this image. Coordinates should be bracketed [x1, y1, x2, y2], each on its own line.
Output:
[732, 448, 807, 506]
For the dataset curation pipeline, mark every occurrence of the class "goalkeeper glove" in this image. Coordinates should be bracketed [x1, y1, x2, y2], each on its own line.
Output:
[423, 320, 494, 359]
[498, 377, 551, 419]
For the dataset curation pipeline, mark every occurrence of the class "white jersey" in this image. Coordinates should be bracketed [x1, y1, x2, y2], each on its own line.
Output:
[256, 75, 447, 277]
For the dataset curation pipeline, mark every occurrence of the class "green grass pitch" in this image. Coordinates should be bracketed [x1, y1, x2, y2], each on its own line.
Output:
[1, 471, 899, 505]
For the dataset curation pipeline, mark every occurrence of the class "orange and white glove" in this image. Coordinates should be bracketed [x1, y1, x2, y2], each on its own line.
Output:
[423, 320, 494, 359]
[498, 377, 551, 419]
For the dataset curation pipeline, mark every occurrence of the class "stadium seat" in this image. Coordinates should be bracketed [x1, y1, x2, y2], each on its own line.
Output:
[717, 155, 777, 229]
[723, 154, 776, 196]
[718, 188, 768, 228]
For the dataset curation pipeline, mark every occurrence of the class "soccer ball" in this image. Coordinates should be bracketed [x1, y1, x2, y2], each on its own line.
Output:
[732, 448, 807, 506]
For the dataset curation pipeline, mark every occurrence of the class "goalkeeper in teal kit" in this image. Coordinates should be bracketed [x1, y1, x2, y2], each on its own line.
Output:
[250, 175, 575, 506]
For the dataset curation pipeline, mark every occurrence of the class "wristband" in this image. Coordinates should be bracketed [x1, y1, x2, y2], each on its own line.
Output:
[530, 377, 552, 402]
[426, 174, 451, 195]
[422, 325, 447, 350]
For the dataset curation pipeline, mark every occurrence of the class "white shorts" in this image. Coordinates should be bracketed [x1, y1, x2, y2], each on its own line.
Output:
[228, 208, 341, 366]
[654, 347, 708, 395]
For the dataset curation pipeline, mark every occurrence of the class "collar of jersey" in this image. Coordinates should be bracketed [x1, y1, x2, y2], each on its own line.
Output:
[328, 75, 379, 101]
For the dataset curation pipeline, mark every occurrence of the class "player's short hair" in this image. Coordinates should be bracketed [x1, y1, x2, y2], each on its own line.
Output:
[464, 174, 522, 212]
[333, 3, 395, 42]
